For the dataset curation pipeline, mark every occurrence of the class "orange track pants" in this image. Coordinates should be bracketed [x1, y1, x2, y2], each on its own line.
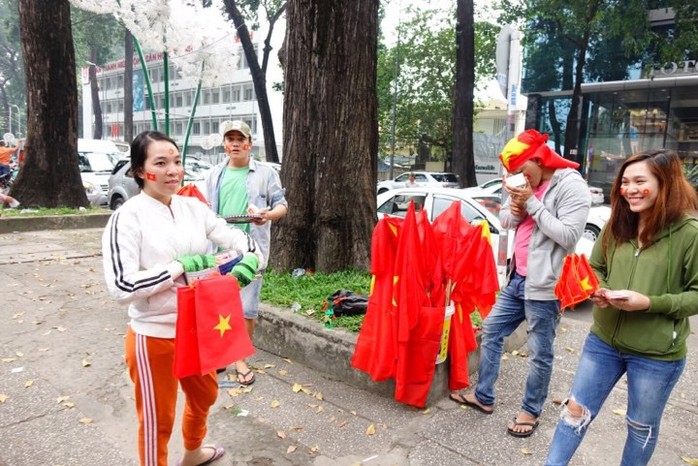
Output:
[125, 326, 218, 466]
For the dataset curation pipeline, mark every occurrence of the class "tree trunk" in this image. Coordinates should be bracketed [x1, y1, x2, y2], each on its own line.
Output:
[223, 0, 280, 164]
[14, 0, 87, 208]
[124, 29, 134, 143]
[452, 0, 476, 188]
[271, 0, 378, 273]
[89, 48, 102, 140]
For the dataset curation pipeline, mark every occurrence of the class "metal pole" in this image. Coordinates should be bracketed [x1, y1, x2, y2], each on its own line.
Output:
[390, 9, 401, 180]
[7, 105, 11, 134]
[11, 105, 20, 137]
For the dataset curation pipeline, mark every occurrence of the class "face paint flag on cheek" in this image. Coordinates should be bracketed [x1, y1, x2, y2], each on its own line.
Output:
[620, 187, 625, 195]
[146, 172, 157, 181]
[642, 189, 650, 195]
[242, 142, 251, 150]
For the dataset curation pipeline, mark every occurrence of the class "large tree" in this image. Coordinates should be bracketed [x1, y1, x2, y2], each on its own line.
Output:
[271, 0, 378, 272]
[222, 0, 285, 163]
[376, 6, 497, 163]
[14, 0, 88, 207]
[451, 0, 476, 187]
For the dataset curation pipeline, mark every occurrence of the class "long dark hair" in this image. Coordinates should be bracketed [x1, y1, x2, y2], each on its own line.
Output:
[602, 149, 698, 251]
[130, 131, 179, 189]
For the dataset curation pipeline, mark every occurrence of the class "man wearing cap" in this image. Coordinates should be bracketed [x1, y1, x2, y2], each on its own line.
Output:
[449, 129, 591, 438]
[205, 120, 288, 385]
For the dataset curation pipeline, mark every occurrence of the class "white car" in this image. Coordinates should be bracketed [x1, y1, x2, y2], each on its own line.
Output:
[377, 171, 459, 194]
[377, 187, 598, 285]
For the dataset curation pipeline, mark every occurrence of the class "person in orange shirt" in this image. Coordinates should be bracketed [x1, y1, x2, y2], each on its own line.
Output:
[0, 141, 18, 178]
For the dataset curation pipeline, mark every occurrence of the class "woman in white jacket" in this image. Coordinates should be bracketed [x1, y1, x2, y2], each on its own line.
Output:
[102, 131, 264, 466]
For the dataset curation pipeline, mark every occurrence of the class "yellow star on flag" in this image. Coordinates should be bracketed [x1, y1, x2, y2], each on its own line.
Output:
[580, 276, 593, 292]
[213, 314, 232, 337]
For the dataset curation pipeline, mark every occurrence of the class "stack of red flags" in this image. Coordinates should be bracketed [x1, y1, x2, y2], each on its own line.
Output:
[554, 253, 600, 309]
[352, 201, 500, 407]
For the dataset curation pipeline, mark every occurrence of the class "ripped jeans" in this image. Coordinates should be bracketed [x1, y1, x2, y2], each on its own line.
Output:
[545, 333, 685, 466]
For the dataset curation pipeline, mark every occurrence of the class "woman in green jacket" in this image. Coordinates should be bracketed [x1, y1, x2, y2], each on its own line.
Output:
[546, 149, 698, 465]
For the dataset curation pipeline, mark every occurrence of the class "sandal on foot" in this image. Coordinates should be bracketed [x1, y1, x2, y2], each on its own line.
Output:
[176, 445, 225, 466]
[449, 393, 493, 415]
[235, 368, 256, 386]
[506, 417, 540, 438]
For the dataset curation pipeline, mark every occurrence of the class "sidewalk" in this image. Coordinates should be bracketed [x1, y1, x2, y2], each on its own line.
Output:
[1, 226, 697, 466]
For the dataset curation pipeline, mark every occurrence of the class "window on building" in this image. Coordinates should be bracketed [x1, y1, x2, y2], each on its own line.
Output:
[193, 121, 201, 135]
[186, 92, 193, 107]
[232, 85, 241, 102]
[243, 84, 254, 101]
[117, 75, 124, 88]
[212, 121, 219, 133]
[223, 87, 231, 103]
[204, 121, 210, 134]
[174, 121, 183, 135]
[203, 90, 210, 105]
[118, 101, 124, 112]
[212, 89, 220, 104]
[175, 92, 183, 107]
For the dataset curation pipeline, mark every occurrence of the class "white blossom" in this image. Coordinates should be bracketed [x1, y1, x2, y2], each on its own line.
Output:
[70, 0, 239, 87]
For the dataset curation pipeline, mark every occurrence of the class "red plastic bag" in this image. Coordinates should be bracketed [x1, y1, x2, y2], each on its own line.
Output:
[174, 274, 254, 378]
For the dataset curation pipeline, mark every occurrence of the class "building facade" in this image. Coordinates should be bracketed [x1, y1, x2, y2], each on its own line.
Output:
[523, 7, 698, 196]
[81, 25, 284, 163]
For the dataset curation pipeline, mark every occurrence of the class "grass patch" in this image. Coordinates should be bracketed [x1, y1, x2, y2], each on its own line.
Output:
[0, 206, 108, 217]
[261, 269, 371, 332]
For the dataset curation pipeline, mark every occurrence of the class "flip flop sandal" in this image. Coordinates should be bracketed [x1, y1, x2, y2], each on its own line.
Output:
[235, 368, 256, 386]
[449, 393, 494, 415]
[506, 417, 540, 438]
[176, 445, 225, 466]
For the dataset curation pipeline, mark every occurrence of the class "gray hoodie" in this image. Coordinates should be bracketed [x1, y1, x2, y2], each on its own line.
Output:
[501, 168, 591, 300]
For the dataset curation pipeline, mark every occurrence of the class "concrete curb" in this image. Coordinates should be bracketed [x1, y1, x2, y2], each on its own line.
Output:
[0, 212, 111, 234]
[255, 302, 527, 404]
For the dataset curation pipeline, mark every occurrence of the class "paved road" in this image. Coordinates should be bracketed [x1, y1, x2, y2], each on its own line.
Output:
[1, 227, 697, 466]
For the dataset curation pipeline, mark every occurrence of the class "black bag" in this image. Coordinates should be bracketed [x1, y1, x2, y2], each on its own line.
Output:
[327, 290, 368, 317]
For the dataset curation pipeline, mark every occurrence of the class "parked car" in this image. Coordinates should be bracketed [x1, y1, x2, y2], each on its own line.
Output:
[107, 157, 210, 210]
[377, 171, 459, 194]
[377, 187, 598, 285]
[78, 139, 123, 205]
[463, 177, 606, 205]
[83, 180, 107, 206]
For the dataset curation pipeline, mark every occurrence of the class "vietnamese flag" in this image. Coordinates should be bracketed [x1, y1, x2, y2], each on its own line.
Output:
[174, 274, 254, 378]
[177, 183, 209, 205]
[352, 216, 402, 381]
[554, 254, 599, 309]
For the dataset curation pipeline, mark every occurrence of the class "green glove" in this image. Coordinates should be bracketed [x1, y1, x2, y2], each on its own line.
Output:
[177, 254, 216, 273]
[229, 253, 259, 287]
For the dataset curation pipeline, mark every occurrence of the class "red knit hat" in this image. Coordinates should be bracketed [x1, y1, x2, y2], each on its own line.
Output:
[499, 129, 579, 172]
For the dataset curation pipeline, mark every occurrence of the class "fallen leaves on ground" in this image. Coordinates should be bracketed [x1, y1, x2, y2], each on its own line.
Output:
[270, 399, 281, 408]
[0, 394, 7, 403]
[277, 431, 286, 438]
[79, 418, 93, 425]
[286, 446, 297, 454]
[612, 408, 626, 416]
[366, 424, 376, 435]
[521, 448, 532, 456]
[681, 456, 698, 465]
[24, 380, 33, 388]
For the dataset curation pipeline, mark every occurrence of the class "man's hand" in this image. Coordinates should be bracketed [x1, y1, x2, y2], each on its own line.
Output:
[177, 254, 216, 272]
[229, 253, 259, 287]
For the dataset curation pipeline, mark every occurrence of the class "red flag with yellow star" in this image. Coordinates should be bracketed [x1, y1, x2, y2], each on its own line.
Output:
[174, 274, 254, 378]
[554, 254, 599, 309]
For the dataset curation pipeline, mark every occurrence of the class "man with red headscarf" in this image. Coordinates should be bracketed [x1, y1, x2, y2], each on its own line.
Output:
[450, 129, 591, 438]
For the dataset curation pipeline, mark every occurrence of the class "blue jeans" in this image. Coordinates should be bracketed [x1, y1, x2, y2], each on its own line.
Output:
[545, 333, 685, 466]
[474, 272, 560, 418]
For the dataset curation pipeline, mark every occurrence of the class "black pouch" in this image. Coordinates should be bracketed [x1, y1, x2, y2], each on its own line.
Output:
[327, 290, 368, 316]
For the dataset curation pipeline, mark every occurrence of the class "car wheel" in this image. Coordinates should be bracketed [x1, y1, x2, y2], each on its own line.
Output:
[583, 224, 601, 242]
[110, 195, 125, 210]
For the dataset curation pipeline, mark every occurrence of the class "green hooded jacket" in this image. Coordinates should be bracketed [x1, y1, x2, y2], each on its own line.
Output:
[589, 215, 698, 360]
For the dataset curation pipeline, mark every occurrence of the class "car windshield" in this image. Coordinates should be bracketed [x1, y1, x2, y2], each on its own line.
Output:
[432, 173, 458, 183]
[79, 152, 121, 172]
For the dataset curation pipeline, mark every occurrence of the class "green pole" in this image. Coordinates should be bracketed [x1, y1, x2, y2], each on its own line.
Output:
[163, 52, 170, 136]
[182, 62, 205, 174]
